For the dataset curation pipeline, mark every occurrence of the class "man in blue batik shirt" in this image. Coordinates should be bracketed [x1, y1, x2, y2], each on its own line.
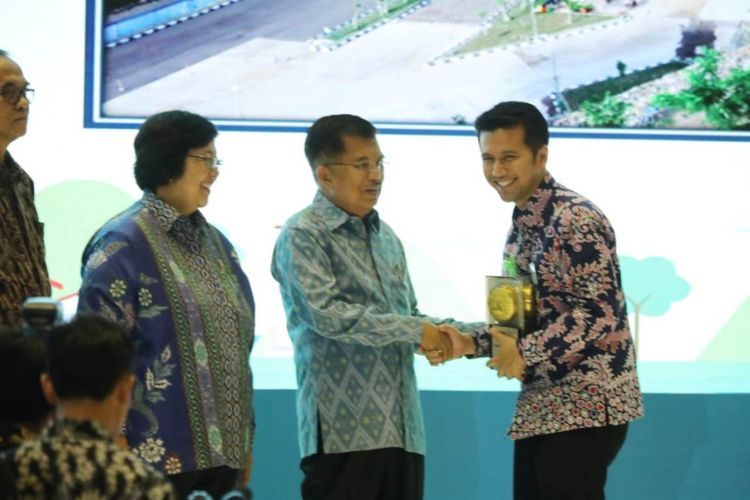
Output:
[272, 114, 480, 500]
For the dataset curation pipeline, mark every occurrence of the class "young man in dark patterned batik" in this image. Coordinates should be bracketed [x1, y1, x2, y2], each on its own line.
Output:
[437, 101, 644, 500]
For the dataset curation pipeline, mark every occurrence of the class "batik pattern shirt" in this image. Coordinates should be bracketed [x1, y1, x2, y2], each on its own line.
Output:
[472, 174, 643, 440]
[0, 421, 30, 454]
[9, 418, 175, 499]
[78, 192, 255, 474]
[272, 191, 481, 458]
[0, 153, 50, 327]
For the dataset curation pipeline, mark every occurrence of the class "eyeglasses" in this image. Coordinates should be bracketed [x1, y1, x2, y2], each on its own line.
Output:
[0, 85, 34, 106]
[324, 158, 387, 173]
[187, 154, 222, 169]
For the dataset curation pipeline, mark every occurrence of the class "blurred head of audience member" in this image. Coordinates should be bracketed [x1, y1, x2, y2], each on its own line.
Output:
[41, 314, 135, 435]
[8, 315, 175, 499]
[0, 327, 53, 452]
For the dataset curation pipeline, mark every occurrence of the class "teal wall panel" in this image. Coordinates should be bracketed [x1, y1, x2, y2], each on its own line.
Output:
[251, 391, 750, 499]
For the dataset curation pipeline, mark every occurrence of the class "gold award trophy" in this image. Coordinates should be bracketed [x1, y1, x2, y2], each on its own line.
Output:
[486, 275, 535, 357]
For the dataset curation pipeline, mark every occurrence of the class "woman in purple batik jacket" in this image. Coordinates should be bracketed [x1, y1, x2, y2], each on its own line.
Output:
[78, 110, 255, 499]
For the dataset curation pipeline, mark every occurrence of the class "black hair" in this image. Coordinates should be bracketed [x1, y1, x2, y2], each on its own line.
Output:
[0, 328, 53, 423]
[133, 110, 218, 191]
[46, 315, 134, 401]
[474, 101, 549, 155]
[304, 114, 376, 169]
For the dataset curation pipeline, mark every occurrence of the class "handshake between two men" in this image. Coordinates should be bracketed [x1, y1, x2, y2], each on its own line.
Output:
[419, 323, 525, 380]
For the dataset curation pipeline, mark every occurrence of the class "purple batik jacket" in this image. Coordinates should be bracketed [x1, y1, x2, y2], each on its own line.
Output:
[78, 192, 254, 475]
[472, 174, 643, 440]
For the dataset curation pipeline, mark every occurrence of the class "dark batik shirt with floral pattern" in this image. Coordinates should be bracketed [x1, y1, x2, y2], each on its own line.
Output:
[472, 174, 643, 440]
[0, 153, 50, 327]
[77, 192, 255, 475]
[9, 418, 175, 499]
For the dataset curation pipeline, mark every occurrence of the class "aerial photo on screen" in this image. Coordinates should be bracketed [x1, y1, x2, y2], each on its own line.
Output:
[94, 0, 750, 132]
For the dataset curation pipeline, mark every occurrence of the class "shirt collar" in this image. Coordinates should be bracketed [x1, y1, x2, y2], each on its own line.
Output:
[44, 418, 112, 442]
[0, 152, 22, 183]
[312, 190, 380, 234]
[141, 190, 207, 233]
[512, 172, 556, 229]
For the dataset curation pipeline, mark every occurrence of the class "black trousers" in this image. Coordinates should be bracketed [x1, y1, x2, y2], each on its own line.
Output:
[514, 424, 628, 500]
[168, 465, 249, 499]
[300, 447, 424, 500]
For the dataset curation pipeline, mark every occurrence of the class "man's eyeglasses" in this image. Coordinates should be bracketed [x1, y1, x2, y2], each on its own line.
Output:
[324, 158, 387, 173]
[0, 85, 34, 106]
[187, 154, 222, 169]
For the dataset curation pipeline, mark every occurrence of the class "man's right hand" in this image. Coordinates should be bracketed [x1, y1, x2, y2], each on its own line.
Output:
[420, 322, 453, 364]
[440, 325, 476, 359]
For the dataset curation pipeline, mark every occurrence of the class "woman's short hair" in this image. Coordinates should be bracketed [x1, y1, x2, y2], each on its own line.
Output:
[133, 110, 218, 191]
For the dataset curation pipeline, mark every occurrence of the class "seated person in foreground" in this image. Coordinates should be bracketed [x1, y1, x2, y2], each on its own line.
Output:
[8, 315, 175, 499]
[0, 327, 54, 498]
[0, 327, 53, 453]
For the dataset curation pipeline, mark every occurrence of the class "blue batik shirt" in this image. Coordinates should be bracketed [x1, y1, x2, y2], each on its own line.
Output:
[272, 191, 480, 458]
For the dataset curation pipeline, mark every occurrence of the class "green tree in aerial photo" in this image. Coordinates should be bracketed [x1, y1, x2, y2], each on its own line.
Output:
[653, 48, 750, 130]
[581, 92, 631, 127]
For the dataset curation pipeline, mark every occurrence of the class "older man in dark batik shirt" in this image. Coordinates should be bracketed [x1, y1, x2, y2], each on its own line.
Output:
[0, 51, 50, 327]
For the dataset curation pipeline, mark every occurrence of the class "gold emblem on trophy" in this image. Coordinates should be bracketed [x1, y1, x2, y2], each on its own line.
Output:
[486, 275, 535, 355]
